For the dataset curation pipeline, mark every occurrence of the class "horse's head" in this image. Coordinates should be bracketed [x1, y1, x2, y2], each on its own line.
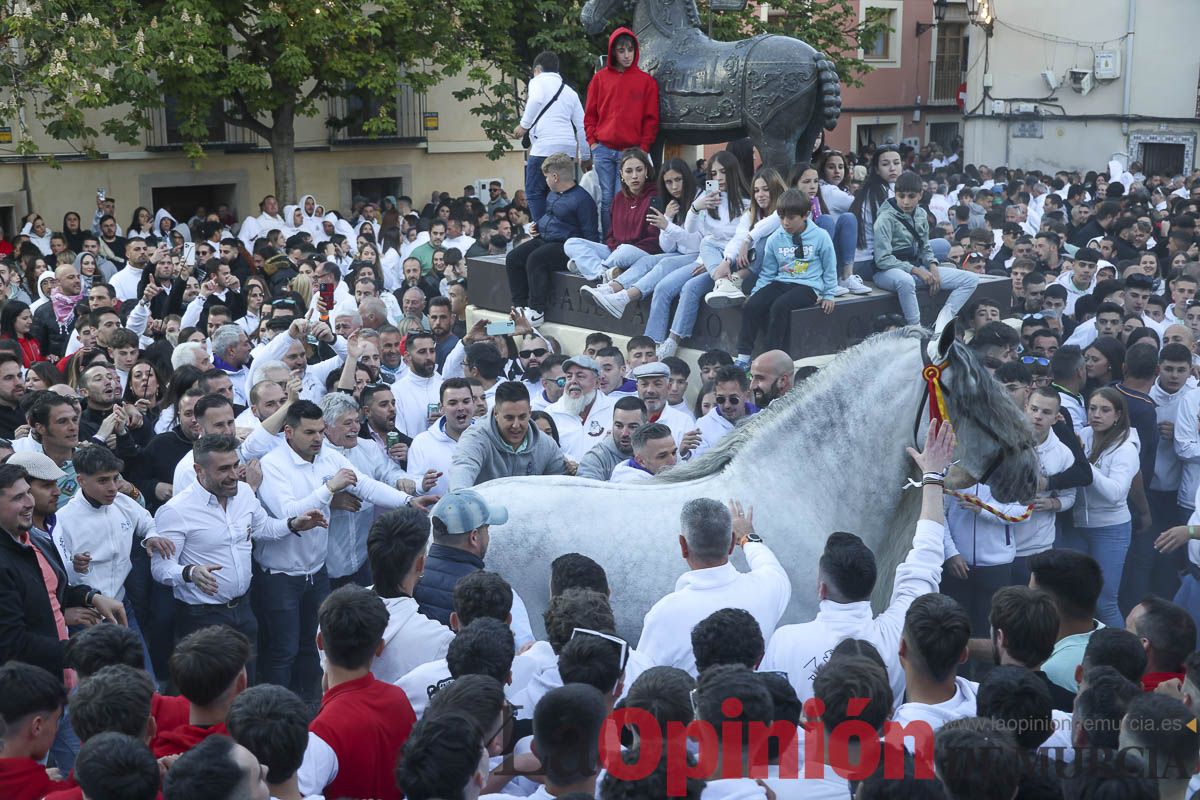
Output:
[580, 0, 628, 36]
[925, 322, 1039, 503]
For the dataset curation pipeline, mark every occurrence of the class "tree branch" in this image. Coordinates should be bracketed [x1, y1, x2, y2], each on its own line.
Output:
[224, 91, 272, 138]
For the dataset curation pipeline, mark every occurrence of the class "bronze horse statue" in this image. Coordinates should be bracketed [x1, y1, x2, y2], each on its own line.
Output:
[580, 0, 843, 169]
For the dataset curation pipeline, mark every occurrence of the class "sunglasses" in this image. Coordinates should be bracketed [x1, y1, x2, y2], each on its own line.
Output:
[550, 376, 567, 387]
[571, 627, 630, 673]
[714, 395, 742, 405]
[1020, 355, 1050, 367]
[519, 348, 548, 359]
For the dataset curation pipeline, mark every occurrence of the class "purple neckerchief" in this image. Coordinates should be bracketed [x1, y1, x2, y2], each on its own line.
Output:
[623, 458, 653, 475]
[213, 354, 239, 373]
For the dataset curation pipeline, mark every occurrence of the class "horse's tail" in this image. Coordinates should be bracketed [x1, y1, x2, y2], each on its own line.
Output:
[817, 57, 842, 131]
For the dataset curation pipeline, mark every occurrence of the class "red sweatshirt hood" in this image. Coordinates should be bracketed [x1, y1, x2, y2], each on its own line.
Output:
[607, 27, 640, 71]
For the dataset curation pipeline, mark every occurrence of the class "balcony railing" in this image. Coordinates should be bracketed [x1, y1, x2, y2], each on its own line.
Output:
[930, 23, 967, 106]
[327, 85, 426, 145]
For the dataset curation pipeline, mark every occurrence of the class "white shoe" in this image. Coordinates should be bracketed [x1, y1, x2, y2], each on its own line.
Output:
[705, 277, 745, 308]
[830, 284, 849, 297]
[566, 259, 580, 275]
[604, 266, 622, 282]
[591, 289, 630, 318]
[656, 338, 678, 359]
[593, 282, 615, 296]
[524, 308, 544, 327]
[842, 274, 871, 295]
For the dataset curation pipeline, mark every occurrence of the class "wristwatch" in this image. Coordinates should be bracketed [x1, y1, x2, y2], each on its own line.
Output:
[743, 533, 763, 544]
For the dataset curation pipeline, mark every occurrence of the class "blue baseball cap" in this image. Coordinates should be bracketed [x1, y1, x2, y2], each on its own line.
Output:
[431, 489, 509, 534]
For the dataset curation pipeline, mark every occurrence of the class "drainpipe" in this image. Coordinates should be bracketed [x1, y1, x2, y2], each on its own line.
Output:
[1121, 0, 1135, 136]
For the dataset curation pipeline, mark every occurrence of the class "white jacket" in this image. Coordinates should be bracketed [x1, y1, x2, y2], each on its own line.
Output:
[658, 216, 702, 255]
[1075, 427, 1139, 527]
[371, 594, 454, 685]
[396, 657, 452, 719]
[636, 541, 791, 676]
[54, 492, 163, 601]
[691, 406, 741, 459]
[392, 370, 444, 439]
[1151, 380, 1195, 492]
[1173, 384, 1200, 508]
[892, 677, 979, 742]
[407, 418, 458, 496]
[519, 71, 588, 159]
[684, 195, 747, 255]
[943, 484, 1024, 567]
[546, 391, 616, 461]
[819, 183, 854, 218]
[609, 459, 653, 483]
[1014, 434, 1076, 557]
[724, 209, 781, 263]
[758, 519, 945, 707]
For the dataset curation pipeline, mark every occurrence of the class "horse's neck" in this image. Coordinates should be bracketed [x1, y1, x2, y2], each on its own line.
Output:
[633, 0, 697, 45]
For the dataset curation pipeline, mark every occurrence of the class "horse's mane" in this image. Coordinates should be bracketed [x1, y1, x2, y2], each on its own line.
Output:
[656, 326, 928, 483]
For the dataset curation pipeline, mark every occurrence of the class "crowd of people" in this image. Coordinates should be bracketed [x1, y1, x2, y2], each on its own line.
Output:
[6, 29, 1200, 799]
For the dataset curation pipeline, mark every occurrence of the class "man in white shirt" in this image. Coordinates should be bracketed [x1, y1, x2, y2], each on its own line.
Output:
[891, 593, 978, 734]
[407, 378, 474, 497]
[109, 239, 152, 302]
[631, 362, 699, 458]
[150, 435, 325, 661]
[54, 445, 173, 649]
[1012, 388, 1077, 585]
[547, 355, 615, 461]
[250, 316, 347, 403]
[759, 424, 951, 705]
[636, 498, 790, 676]
[210, 325, 254, 407]
[691, 366, 758, 459]
[172, 394, 282, 495]
[512, 50, 588, 222]
[1150, 345, 1197, 591]
[255, 400, 434, 702]
[609, 421, 677, 483]
[238, 194, 286, 250]
[392, 331, 444, 438]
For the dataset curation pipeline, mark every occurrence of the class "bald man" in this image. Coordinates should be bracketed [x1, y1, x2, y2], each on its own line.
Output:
[1163, 323, 1196, 354]
[33, 265, 85, 357]
[749, 350, 795, 408]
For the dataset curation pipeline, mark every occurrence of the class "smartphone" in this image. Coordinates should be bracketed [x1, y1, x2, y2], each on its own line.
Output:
[96, 188, 105, 201]
[427, 402, 441, 417]
[705, 180, 719, 195]
[318, 282, 336, 310]
[486, 319, 515, 336]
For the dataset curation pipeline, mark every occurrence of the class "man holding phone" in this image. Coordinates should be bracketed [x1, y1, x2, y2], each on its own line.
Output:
[392, 331, 444, 438]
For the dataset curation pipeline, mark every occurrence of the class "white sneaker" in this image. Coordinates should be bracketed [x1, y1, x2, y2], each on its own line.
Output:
[604, 266, 622, 282]
[566, 259, 580, 275]
[842, 274, 871, 295]
[705, 277, 745, 308]
[830, 284, 849, 297]
[590, 289, 630, 318]
[593, 282, 615, 296]
[524, 308, 544, 327]
[656, 338, 678, 359]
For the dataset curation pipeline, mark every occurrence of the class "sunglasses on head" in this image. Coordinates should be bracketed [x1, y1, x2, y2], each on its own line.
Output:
[571, 627, 630, 673]
[519, 348, 548, 359]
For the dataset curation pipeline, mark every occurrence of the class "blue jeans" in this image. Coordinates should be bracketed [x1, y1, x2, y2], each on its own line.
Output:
[814, 214, 858, 272]
[645, 241, 724, 341]
[591, 144, 622, 239]
[49, 698, 80, 771]
[1174, 574, 1200, 642]
[525, 155, 549, 223]
[867, 264, 980, 326]
[622, 252, 697, 293]
[1059, 521, 1132, 629]
[562, 240, 652, 280]
[255, 567, 330, 705]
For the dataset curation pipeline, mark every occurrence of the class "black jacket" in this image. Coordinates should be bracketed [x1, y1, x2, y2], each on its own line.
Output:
[32, 301, 75, 359]
[131, 426, 194, 514]
[0, 527, 92, 676]
[0, 400, 24, 439]
[413, 544, 484, 627]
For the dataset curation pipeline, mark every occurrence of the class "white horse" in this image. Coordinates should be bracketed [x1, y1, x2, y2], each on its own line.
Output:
[477, 325, 1039, 641]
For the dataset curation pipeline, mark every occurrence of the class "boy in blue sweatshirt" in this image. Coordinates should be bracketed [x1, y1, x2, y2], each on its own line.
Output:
[734, 189, 836, 366]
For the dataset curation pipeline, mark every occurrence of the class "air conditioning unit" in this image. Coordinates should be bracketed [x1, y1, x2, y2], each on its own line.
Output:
[475, 178, 503, 197]
[1068, 69, 1095, 96]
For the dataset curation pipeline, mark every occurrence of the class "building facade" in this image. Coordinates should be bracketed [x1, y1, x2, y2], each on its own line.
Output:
[0, 71, 524, 236]
[961, 0, 1200, 175]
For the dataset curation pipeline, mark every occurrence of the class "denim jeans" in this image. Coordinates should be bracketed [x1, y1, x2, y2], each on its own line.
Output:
[1174, 574, 1200, 642]
[49, 698, 80, 771]
[525, 155, 549, 223]
[591, 144, 622, 239]
[1059, 521, 1132, 629]
[623, 252, 697, 294]
[175, 598, 259, 683]
[255, 567, 330, 705]
[814, 214, 858, 270]
[562, 240, 652, 280]
[941, 563, 1015, 636]
[644, 241, 724, 342]
[868, 264, 980, 326]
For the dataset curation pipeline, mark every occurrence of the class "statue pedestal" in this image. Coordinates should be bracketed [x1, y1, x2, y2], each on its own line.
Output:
[466, 255, 1012, 360]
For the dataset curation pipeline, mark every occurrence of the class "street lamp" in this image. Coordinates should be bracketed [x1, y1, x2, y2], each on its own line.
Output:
[915, 0, 949, 37]
[966, 0, 995, 35]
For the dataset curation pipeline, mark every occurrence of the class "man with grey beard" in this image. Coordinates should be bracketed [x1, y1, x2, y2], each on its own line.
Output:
[632, 362, 699, 458]
[546, 355, 615, 461]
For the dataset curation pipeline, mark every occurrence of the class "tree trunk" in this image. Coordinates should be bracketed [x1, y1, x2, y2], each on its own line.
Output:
[270, 104, 297, 203]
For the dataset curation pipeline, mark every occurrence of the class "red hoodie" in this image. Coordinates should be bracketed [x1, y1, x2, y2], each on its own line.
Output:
[0, 757, 74, 800]
[151, 722, 228, 758]
[607, 185, 662, 253]
[584, 28, 660, 152]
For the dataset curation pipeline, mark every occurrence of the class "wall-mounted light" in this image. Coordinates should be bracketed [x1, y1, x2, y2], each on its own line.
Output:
[916, 0, 949, 37]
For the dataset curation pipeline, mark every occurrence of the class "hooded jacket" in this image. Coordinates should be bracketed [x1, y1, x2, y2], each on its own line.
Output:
[448, 415, 567, 489]
[370, 593, 454, 684]
[872, 198, 935, 273]
[607, 183, 661, 253]
[583, 28, 660, 152]
[153, 208, 191, 243]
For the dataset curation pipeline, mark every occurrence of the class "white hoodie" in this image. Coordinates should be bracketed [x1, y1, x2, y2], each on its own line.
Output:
[891, 677, 979, 740]
[1175, 386, 1200, 509]
[20, 222, 53, 255]
[943, 484, 1024, 567]
[1075, 427, 1139, 527]
[407, 417, 459, 496]
[370, 594, 455, 684]
[154, 208, 191, 242]
[1014, 434, 1076, 557]
[1153, 379, 1197, 493]
[393, 369, 444, 439]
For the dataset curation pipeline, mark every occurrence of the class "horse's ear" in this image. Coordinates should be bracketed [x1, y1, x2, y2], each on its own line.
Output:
[931, 318, 956, 365]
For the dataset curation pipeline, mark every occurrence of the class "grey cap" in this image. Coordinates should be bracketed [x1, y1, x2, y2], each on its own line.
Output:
[8, 452, 66, 481]
[630, 362, 670, 380]
[563, 355, 601, 375]
[431, 489, 509, 535]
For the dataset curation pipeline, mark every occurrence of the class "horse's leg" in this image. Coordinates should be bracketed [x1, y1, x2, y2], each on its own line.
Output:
[755, 133, 796, 173]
